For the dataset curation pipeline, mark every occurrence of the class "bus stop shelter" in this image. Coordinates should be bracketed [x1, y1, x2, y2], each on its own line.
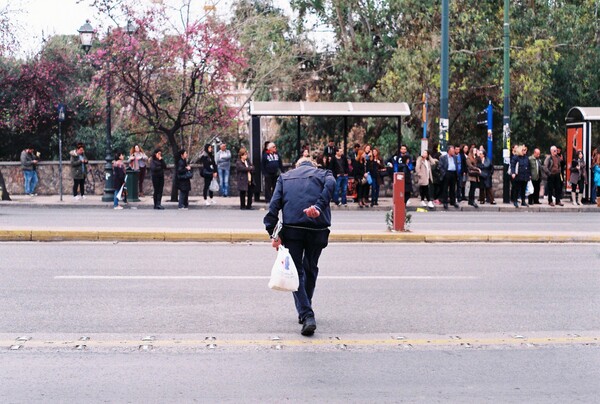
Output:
[565, 107, 600, 202]
[249, 101, 411, 198]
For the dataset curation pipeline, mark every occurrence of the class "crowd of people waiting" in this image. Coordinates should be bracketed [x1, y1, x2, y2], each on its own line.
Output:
[19, 139, 600, 210]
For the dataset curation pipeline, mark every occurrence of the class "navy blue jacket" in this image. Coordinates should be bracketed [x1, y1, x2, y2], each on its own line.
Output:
[438, 153, 459, 179]
[264, 161, 335, 235]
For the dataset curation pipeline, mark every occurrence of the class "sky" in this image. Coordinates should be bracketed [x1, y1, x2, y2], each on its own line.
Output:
[5, 0, 299, 57]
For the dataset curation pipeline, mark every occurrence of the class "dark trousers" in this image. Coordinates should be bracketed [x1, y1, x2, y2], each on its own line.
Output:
[468, 180, 478, 203]
[547, 174, 562, 203]
[203, 175, 214, 200]
[264, 174, 278, 202]
[282, 227, 329, 322]
[178, 189, 189, 208]
[138, 167, 146, 195]
[528, 179, 541, 204]
[73, 179, 85, 196]
[152, 175, 164, 207]
[479, 183, 495, 203]
[419, 184, 431, 201]
[357, 182, 370, 201]
[239, 186, 254, 209]
[514, 180, 527, 204]
[441, 172, 457, 205]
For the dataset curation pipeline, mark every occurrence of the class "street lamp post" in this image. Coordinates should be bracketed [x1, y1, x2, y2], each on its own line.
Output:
[78, 20, 134, 202]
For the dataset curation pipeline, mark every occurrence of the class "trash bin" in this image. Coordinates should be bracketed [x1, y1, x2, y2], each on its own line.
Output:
[125, 168, 140, 202]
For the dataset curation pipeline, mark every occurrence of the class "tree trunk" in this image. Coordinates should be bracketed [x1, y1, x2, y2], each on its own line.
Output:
[167, 131, 180, 202]
[0, 169, 12, 201]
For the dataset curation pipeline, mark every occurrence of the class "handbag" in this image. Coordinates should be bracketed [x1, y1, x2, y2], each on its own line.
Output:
[178, 170, 193, 180]
[359, 177, 367, 185]
[209, 177, 220, 192]
[268, 246, 299, 292]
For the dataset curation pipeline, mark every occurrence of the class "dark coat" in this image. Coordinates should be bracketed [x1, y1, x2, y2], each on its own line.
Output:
[150, 158, 167, 179]
[264, 161, 335, 234]
[177, 158, 191, 191]
[200, 153, 216, 177]
[438, 153, 459, 179]
[236, 158, 254, 192]
[478, 157, 494, 188]
[112, 162, 126, 190]
[511, 155, 531, 182]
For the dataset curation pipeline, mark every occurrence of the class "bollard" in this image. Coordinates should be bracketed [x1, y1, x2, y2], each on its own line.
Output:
[393, 173, 406, 231]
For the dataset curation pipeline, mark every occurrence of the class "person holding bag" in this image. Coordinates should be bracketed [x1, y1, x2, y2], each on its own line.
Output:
[199, 144, 218, 206]
[510, 145, 531, 208]
[264, 156, 335, 337]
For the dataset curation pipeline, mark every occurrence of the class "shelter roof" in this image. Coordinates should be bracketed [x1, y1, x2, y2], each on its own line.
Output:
[250, 101, 411, 117]
[566, 107, 600, 122]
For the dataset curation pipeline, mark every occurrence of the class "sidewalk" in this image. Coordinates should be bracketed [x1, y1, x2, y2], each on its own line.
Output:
[2, 193, 599, 212]
[1, 194, 598, 243]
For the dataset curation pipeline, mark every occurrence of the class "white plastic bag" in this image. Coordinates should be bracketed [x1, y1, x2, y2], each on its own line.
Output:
[268, 246, 299, 292]
[525, 180, 534, 196]
[209, 177, 220, 192]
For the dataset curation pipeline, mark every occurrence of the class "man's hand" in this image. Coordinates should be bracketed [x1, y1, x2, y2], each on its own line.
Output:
[303, 205, 320, 218]
[271, 238, 281, 250]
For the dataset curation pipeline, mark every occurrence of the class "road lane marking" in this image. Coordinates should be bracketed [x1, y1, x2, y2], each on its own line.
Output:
[2, 335, 598, 349]
[54, 275, 478, 280]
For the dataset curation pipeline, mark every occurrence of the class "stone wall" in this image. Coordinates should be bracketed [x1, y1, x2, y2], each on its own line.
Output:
[0, 161, 231, 196]
[0, 161, 507, 198]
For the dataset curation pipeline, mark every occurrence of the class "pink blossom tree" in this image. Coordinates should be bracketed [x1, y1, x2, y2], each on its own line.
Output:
[86, 2, 246, 200]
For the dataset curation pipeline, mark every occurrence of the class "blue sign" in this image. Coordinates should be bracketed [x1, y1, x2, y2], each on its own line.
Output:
[58, 104, 66, 122]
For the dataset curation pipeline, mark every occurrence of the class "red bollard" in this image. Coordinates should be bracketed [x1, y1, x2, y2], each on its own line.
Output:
[393, 173, 406, 232]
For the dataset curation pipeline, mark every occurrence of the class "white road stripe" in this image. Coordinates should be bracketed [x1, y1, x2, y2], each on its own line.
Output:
[55, 275, 478, 280]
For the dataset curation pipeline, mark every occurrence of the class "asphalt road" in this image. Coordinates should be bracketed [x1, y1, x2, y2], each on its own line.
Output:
[1, 242, 599, 402]
[1, 206, 599, 234]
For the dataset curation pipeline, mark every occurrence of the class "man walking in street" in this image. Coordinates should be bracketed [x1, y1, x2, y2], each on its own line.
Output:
[438, 145, 460, 209]
[264, 156, 335, 337]
[543, 146, 564, 206]
[20, 146, 38, 196]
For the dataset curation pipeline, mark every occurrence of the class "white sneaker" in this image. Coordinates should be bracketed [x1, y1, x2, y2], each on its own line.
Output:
[406, 200, 411, 206]
[73, 195, 80, 200]
[427, 201, 434, 208]
[205, 200, 211, 206]
[113, 206, 123, 210]
[572, 201, 577, 206]
[210, 199, 216, 205]
[420, 201, 427, 207]
[81, 195, 86, 199]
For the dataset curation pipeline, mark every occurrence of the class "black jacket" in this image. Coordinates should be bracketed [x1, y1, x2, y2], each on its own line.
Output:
[150, 158, 167, 178]
[264, 162, 335, 235]
[177, 158, 191, 191]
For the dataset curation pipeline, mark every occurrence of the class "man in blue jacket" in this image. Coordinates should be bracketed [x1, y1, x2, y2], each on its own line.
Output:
[264, 157, 335, 336]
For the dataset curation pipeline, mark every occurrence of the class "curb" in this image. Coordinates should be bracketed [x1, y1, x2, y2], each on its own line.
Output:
[2, 230, 599, 243]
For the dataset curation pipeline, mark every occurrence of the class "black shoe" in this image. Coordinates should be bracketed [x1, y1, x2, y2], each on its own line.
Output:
[154, 205, 165, 210]
[468, 202, 479, 208]
[301, 316, 316, 336]
[443, 203, 448, 210]
[521, 203, 529, 207]
[453, 203, 460, 209]
[514, 202, 519, 208]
